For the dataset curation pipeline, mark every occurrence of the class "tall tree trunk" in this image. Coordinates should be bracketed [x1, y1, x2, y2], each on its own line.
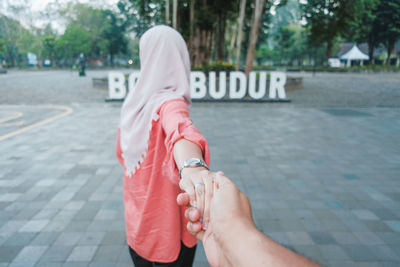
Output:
[52, 53, 57, 67]
[189, 0, 195, 65]
[325, 40, 333, 66]
[228, 24, 237, 64]
[192, 28, 213, 66]
[236, 0, 246, 70]
[7, 47, 15, 67]
[166, 0, 170, 25]
[216, 12, 226, 61]
[386, 39, 394, 65]
[173, 0, 178, 29]
[245, 0, 266, 77]
[191, 0, 213, 67]
[367, 40, 375, 65]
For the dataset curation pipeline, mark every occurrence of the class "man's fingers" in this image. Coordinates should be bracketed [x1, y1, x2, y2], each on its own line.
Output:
[177, 193, 190, 206]
[187, 221, 201, 234]
[214, 171, 234, 190]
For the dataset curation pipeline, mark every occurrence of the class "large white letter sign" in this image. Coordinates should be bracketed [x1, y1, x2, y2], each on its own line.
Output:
[248, 71, 267, 99]
[190, 71, 207, 99]
[269, 71, 287, 99]
[108, 72, 126, 99]
[209, 71, 226, 99]
[128, 72, 140, 93]
[229, 71, 247, 99]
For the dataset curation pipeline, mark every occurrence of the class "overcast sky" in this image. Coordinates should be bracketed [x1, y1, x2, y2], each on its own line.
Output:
[0, 0, 119, 33]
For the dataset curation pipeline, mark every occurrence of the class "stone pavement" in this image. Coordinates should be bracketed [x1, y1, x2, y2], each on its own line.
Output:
[0, 70, 400, 266]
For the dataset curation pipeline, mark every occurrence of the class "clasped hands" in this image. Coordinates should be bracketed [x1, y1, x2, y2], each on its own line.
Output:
[177, 168, 322, 267]
[177, 168, 253, 267]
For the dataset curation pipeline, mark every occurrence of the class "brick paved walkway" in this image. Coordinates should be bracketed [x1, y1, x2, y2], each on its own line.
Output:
[0, 70, 399, 266]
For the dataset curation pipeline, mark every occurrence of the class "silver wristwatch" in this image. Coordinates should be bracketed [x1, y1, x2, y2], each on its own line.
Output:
[179, 158, 209, 179]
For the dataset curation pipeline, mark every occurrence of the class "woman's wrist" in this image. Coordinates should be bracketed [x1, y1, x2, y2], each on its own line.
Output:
[180, 166, 209, 180]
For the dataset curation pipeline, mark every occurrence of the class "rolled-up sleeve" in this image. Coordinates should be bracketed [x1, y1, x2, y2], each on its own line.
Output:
[160, 99, 210, 177]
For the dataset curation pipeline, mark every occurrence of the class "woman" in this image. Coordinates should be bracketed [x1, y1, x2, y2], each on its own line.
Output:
[116, 25, 213, 266]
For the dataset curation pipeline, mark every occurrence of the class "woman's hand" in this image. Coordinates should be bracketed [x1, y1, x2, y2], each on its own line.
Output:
[179, 167, 215, 229]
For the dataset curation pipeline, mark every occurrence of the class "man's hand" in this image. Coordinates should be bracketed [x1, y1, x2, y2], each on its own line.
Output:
[177, 171, 252, 267]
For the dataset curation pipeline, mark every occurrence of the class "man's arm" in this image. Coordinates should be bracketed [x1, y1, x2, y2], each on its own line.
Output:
[178, 172, 321, 267]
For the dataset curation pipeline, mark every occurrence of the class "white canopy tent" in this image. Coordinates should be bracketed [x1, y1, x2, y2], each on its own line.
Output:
[340, 45, 369, 66]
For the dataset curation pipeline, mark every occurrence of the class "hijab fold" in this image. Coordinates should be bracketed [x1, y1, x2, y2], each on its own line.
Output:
[119, 25, 192, 177]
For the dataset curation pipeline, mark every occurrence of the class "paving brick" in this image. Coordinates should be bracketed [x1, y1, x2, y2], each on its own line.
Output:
[53, 233, 82, 246]
[62, 262, 88, 267]
[331, 232, 360, 245]
[12, 245, 48, 263]
[64, 221, 91, 232]
[40, 246, 73, 262]
[352, 209, 380, 221]
[18, 220, 49, 233]
[354, 232, 385, 245]
[287, 232, 314, 245]
[92, 245, 124, 262]
[35, 262, 63, 267]
[67, 246, 98, 262]
[30, 232, 59, 246]
[371, 245, 400, 261]
[309, 232, 336, 245]
[0, 246, 24, 262]
[377, 232, 400, 245]
[385, 221, 400, 233]
[319, 244, 350, 260]
[342, 245, 379, 261]
[3, 232, 37, 246]
[79, 232, 106, 246]
[101, 232, 125, 245]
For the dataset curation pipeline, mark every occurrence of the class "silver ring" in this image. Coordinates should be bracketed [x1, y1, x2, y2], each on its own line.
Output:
[194, 182, 205, 189]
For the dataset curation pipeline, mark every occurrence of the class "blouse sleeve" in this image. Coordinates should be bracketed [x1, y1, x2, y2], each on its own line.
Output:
[159, 99, 210, 178]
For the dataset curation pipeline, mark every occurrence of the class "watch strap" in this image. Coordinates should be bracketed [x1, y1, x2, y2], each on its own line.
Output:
[179, 158, 209, 179]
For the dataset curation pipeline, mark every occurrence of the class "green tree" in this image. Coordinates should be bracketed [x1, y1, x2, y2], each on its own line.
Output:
[0, 38, 6, 59]
[255, 44, 279, 64]
[59, 3, 128, 64]
[0, 15, 21, 66]
[373, 0, 400, 64]
[42, 35, 57, 66]
[56, 25, 90, 59]
[102, 10, 128, 65]
[274, 25, 295, 64]
[344, 0, 379, 64]
[301, 0, 357, 64]
[117, 0, 164, 37]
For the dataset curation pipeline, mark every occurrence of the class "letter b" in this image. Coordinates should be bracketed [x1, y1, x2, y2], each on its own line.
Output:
[108, 72, 127, 99]
[190, 71, 207, 99]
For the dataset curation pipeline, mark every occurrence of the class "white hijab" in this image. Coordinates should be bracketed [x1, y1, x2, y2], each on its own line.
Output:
[119, 25, 192, 177]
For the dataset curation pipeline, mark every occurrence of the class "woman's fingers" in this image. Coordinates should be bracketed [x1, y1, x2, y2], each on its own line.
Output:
[185, 206, 200, 222]
[179, 177, 196, 206]
[177, 192, 190, 206]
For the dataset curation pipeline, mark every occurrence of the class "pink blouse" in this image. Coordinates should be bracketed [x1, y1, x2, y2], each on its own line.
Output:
[116, 98, 210, 262]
